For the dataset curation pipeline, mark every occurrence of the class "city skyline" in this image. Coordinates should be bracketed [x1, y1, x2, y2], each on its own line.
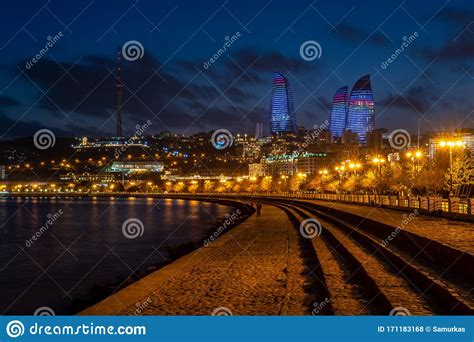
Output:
[0, 0, 471, 140]
[0, 0, 473, 329]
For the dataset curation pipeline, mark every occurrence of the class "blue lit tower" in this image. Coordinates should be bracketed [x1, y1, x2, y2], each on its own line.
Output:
[346, 74, 375, 144]
[329, 86, 348, 138]
[269, 71, 297, 134]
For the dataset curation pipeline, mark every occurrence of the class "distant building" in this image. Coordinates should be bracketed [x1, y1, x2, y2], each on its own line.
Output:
[269, 71, 298, 134]
[0, 165, 5, 180]
[73, 136, 149, 149]
[235, 139, 261, 161]
[329, 86, 348, 139]
[342, 130, 359, 145]
[255, 122, 264, 140]
[387, 152, 400, 162]
[248, 163, 265, 177]
[346, 74, 375, 144]
[316, 130, 333, 145]
[263, 152, 328, 176]
[427, 129, 474, 159]
[60, 172, 115, 183]
[366, 128, 387, 150]
[108, 161, 164, 174]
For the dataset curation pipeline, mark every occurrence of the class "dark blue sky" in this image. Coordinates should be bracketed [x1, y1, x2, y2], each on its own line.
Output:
[0, 0, 472, 138]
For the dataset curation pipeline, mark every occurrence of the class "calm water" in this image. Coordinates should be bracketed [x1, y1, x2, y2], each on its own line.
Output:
[0, 197, 232, 314]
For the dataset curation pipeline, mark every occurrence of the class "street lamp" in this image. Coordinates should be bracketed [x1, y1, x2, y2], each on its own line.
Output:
[348, 162, 362, 174]
[406, 150, 423, 190]
[280, 175, 289, 191]
[439, 140, 465, 195]
[372, 157, 385, 175]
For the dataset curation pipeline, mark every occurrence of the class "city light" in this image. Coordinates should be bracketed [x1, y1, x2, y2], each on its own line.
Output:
[438, 140, 466, 194]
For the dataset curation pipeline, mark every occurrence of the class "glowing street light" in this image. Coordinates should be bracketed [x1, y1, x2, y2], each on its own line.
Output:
[372, 157, 385, 175]
[406, 150, 424, 181]
[372, 157, 385, 164]
[439, 140, 465, 195]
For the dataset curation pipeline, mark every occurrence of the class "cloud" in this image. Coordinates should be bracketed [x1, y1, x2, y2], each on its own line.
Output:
[421, 32, 474, 61]
[438, 6, 474, 24]
[0, 96, 20, 107]
[0, 112, 69, 139]
[378, 85, 435, 113]
[13, 47, 286, 137]
[17, 53, 201, 134]
[420, 6, 474, 62]
[333, 23, 390, 46]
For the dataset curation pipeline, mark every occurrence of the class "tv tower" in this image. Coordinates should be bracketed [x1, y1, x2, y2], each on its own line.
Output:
[115, 49, 124, 137]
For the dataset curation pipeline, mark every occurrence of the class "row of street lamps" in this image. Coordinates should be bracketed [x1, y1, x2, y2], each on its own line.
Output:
[316, 139, 466, 195]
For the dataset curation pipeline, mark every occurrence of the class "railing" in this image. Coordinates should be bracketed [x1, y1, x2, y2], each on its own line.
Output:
[188, 192, 473, 217]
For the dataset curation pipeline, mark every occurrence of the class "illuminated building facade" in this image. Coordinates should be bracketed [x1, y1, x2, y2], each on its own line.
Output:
[329, 86, 348, 138]
[108, 161, 164, 174]
[269, 71, 297, 134]
[427, 129, 474, 159]
[346, 74, 375, 144]
[263, 152, 328, 176]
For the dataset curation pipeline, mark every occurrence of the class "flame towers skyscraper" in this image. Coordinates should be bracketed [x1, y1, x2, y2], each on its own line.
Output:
[269, 71, 297, 134]
[346, 74, 375, 144]
[329, 86, 349, 139]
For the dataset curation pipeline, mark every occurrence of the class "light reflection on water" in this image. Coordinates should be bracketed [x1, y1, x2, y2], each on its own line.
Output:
[0, 197, 231, 314]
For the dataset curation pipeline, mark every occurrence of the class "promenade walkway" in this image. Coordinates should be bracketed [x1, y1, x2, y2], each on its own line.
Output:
[302, 199, 474, 255]
[81, 205, 314, 315]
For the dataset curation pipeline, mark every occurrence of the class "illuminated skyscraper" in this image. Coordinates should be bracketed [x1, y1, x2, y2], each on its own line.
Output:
[255, 122, 264, 139]
[346, 74, 375, 144]
[269, 71, 297, 134]
[329, 86, 348, 138]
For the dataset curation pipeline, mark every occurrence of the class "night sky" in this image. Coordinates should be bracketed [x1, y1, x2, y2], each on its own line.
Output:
[0, 0, 472, 139]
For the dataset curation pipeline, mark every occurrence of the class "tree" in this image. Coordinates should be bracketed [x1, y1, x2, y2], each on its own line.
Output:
[341, 174, 359, 193]
[260, 177, 272, 191]
[204, 181, 215, 192]
[173, 182, 185, 192]
[416, 156, 446, 195]
[289, 174, 302, 192]
[447, 152, 473, 190]
[187, 183, 199, 193]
